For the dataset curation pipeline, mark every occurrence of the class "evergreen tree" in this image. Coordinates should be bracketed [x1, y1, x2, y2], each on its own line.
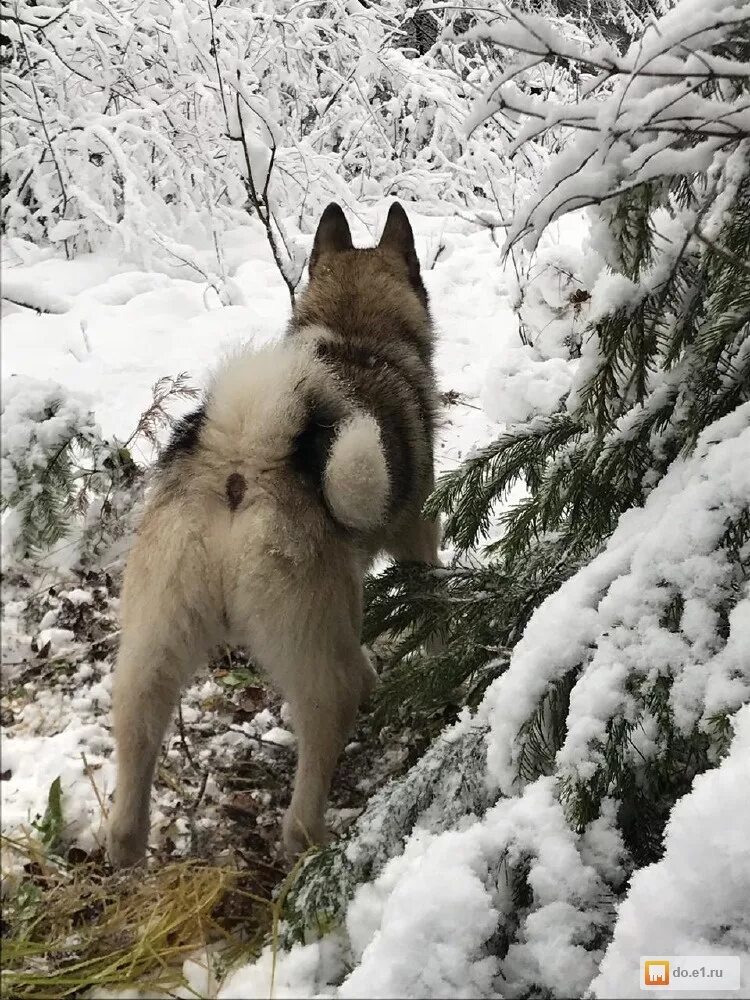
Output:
[1, 373, 196, 563]
[281, 0, 750, 963]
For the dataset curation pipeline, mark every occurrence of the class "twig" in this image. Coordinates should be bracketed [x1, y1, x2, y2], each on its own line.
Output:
[207, 0, 228, 125]
[227, 725, 295, 754]
[82, 751, 110, 822]
[233, 79, 297, 306]
[1, 295, 53, 314]
[471, 4, 750, 80]
[429, 243, 446, 269]
[177, 701, 198, 771]
[15, 10, 69, 223]
[189, 769, 210, 815]
[187, 769, 210, 856]
[694, 228, 750, 277]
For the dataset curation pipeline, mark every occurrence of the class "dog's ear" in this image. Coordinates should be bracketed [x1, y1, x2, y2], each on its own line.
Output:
[379, 202, 416, 257]
[309, 203, 353, 276]
[379, 202, 427, 307]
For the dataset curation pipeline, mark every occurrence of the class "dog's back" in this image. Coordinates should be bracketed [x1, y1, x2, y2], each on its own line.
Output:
[107, 203, 441, 866]
[157, 202, 436, 546]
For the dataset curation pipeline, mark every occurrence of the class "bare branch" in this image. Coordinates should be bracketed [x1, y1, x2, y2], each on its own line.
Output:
[233, 79, 297, 306]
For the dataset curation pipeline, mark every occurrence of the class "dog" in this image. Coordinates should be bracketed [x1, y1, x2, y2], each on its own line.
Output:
[107, 202, 440, 867]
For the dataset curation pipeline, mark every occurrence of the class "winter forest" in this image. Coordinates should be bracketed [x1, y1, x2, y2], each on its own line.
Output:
[1, 0, 749, 997]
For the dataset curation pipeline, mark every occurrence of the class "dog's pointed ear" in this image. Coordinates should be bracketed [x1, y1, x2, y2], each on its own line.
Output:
[379, 202, 427, 307]
[310, 203, 353, 275]
[379, 202, 417, 258]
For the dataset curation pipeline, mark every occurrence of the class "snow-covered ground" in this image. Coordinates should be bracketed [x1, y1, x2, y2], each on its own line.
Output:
[2, 209, 515, 465]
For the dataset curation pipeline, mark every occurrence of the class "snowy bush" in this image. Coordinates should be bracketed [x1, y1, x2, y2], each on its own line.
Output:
[227, 375, 750, 999]
[225, 697, 750, 999]
[591, 703, 750, 998]
[0, 0, 527, 277]
[367, 0, 750, 725]
[1, 376, 111, 558]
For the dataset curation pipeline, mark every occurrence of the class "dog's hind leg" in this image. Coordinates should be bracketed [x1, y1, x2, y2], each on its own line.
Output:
[107, 639, 197, 868]
[387, 513, 441, 567]
[277, 635, 371, 856]
[387, 514, 445, 654]
[107, 511, 215, 869]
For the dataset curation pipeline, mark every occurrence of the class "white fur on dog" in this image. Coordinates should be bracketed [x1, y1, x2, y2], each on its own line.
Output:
[324, 412, 389, 530]
[206, 343, 313, 447]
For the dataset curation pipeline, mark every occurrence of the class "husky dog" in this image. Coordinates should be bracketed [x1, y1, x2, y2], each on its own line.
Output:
[107, 202, 439, 867]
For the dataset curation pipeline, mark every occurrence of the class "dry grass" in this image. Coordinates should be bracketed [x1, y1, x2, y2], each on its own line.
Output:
[1, 834, 282, 999]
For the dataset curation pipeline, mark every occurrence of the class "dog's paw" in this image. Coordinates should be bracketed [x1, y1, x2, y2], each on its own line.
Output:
[107, 823, 148, 870]
[282, 809, 330, 859]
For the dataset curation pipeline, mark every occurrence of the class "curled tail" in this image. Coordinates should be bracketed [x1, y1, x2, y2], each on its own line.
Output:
[323, 412, 389, 530]
[186, 343, 390, 530]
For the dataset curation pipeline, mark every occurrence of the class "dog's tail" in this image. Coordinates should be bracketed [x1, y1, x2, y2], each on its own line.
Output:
[203, 344, 390, 531]
[323, 412, 389, 531]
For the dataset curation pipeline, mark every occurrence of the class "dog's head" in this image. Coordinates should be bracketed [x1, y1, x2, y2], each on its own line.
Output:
[293, 202, 431, 351]
[309, 202, 427, 309]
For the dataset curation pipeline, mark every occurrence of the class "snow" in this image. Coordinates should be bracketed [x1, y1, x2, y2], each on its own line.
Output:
[2, 0, 748, 985]
[481, 402, 750, 797]
[3, 188, 748, 994]
[222, 778, 615, 1000]
[1, 270, 74, 314]
[261, 726, 297, 748]
[1, 722, 114, 865]
[0, 191, 616, 993]
[0, 203, 517, 898]
[587, 270, 640, 324]
[481, 347, 575, 424]
[1, 212, 519, 460]
[467, 0, 750, 255]
[342, 828, 498, 998]
[591, 703, 750, 999]
[218, 936, 344, 999]
[1, 376, 96, 482]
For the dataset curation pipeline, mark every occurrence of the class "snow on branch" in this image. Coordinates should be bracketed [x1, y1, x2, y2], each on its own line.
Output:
[464, 0, 750, 251]
[1, 0, 526, 268]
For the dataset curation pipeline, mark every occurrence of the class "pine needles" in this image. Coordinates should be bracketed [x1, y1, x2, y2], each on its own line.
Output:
[365, 542, 578, 730]
[359, 10, 750, 890]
